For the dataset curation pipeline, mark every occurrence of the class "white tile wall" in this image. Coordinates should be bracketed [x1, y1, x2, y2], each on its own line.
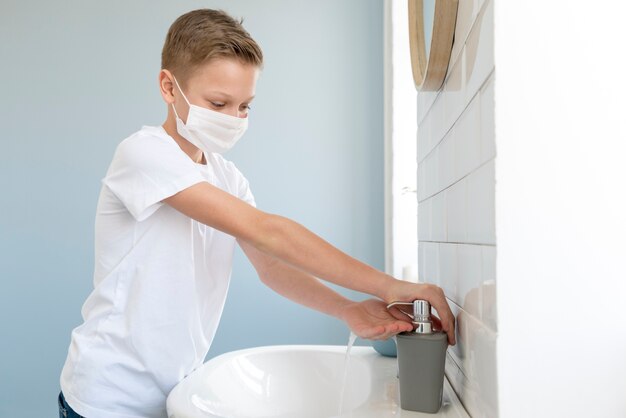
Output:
[457, 244, 482, 318]
[480, 246, 496, 331]
[423, 241, 439, 285]
[417, 196, 431, 241]
[438, 243, 458, 299]
[467, 161, 496, 244]
[431, 191, 446, 242]
[445, 301, 498, 418]
[437, 243, 496, 331]
[446, 178, 467, 242]
[454, 97, 481, 179]
[416, 0, 496, 416]
[443, 52, 465, 133]
[479, 76, 495, 163]
[438, 129, 455, 191]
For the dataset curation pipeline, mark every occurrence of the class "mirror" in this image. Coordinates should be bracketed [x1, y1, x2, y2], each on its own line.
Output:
[408, 0, 458, 91]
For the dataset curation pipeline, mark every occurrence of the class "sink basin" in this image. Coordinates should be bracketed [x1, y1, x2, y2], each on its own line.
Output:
[166, 345, 468, 418]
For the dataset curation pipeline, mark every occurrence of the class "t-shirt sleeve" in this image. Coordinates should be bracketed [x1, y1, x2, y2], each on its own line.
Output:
[221, 157, 256, 208]
[237, 174, 256, 208]
[102, 135, 205, 221]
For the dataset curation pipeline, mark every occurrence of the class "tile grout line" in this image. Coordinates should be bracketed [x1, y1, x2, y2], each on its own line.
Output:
[418, 67, 496, 166]
[417, 155, 496, 204]
[419, 240, 496, 247]
[446, 297, 498, 337]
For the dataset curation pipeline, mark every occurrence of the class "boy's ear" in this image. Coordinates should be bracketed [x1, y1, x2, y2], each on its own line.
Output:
[158, 69, 176, 104]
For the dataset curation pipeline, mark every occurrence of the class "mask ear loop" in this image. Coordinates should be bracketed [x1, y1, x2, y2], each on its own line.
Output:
[171, 75, 191, 123]
[172, 76, 192, 106]
[170, 75, 207, 163]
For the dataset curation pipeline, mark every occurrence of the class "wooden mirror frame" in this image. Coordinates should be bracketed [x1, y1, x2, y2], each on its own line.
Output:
[408, 0, 458, 91]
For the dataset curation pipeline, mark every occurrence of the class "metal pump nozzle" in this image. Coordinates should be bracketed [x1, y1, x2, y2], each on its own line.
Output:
[386, 300, 433, 334]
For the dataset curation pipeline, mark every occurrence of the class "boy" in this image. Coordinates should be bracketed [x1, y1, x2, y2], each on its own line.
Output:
[59, 8, 455, 418]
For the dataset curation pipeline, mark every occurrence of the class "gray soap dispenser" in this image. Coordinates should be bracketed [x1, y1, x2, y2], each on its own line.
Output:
[387, 300, 448, 413]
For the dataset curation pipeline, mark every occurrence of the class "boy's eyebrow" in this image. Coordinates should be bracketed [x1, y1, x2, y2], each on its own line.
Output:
[208, 91, 255, 101]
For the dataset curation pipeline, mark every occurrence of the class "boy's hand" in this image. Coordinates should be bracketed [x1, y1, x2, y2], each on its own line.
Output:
[339, 299, 414, 340]
[384, 281, 456, 345]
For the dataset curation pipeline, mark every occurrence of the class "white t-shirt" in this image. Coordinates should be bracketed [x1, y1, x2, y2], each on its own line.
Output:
[60, 125, 256, 418]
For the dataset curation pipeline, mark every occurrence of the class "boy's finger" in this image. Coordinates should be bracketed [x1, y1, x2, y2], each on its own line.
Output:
[432, 300, 456, 345]
[388, 305, 413, 322]
[428, 292, 456, 345]
[364, 324, 387, 339]
[432, 315, 455, 345]
[431, 315, 443, 329]
[382, 321, 412, 340]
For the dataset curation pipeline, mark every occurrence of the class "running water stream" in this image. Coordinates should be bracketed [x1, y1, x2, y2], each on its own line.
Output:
[337, 331, 358, 416]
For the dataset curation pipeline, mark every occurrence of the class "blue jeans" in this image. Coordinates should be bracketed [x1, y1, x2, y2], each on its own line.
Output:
[58, 391, 85, 418]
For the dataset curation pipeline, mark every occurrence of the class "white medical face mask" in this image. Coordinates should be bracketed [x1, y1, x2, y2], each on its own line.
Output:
[171, 75, 248, 154]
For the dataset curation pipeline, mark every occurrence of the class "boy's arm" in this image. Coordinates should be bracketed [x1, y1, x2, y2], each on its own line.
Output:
[163, 181, 455, 344]
[237, 239, 414, 340]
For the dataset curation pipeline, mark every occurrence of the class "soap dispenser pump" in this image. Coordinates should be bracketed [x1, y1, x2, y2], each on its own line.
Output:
[387, 300, 448, 413]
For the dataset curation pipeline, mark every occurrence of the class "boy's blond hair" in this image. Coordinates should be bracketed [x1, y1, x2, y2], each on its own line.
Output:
[161, 9, 264, 88]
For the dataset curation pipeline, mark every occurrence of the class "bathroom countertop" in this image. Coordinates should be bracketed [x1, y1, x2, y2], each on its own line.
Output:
[346, 346, 469, 418]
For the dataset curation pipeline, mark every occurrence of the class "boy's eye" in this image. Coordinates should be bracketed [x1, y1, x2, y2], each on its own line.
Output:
[207, 101, 251, 112]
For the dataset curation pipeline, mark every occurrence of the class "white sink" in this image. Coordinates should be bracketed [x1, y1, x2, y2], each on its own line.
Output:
[166, 345, 469, 418]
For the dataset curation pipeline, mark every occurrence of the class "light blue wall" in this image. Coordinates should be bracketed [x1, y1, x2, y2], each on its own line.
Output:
[0, 0, 384, 415]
